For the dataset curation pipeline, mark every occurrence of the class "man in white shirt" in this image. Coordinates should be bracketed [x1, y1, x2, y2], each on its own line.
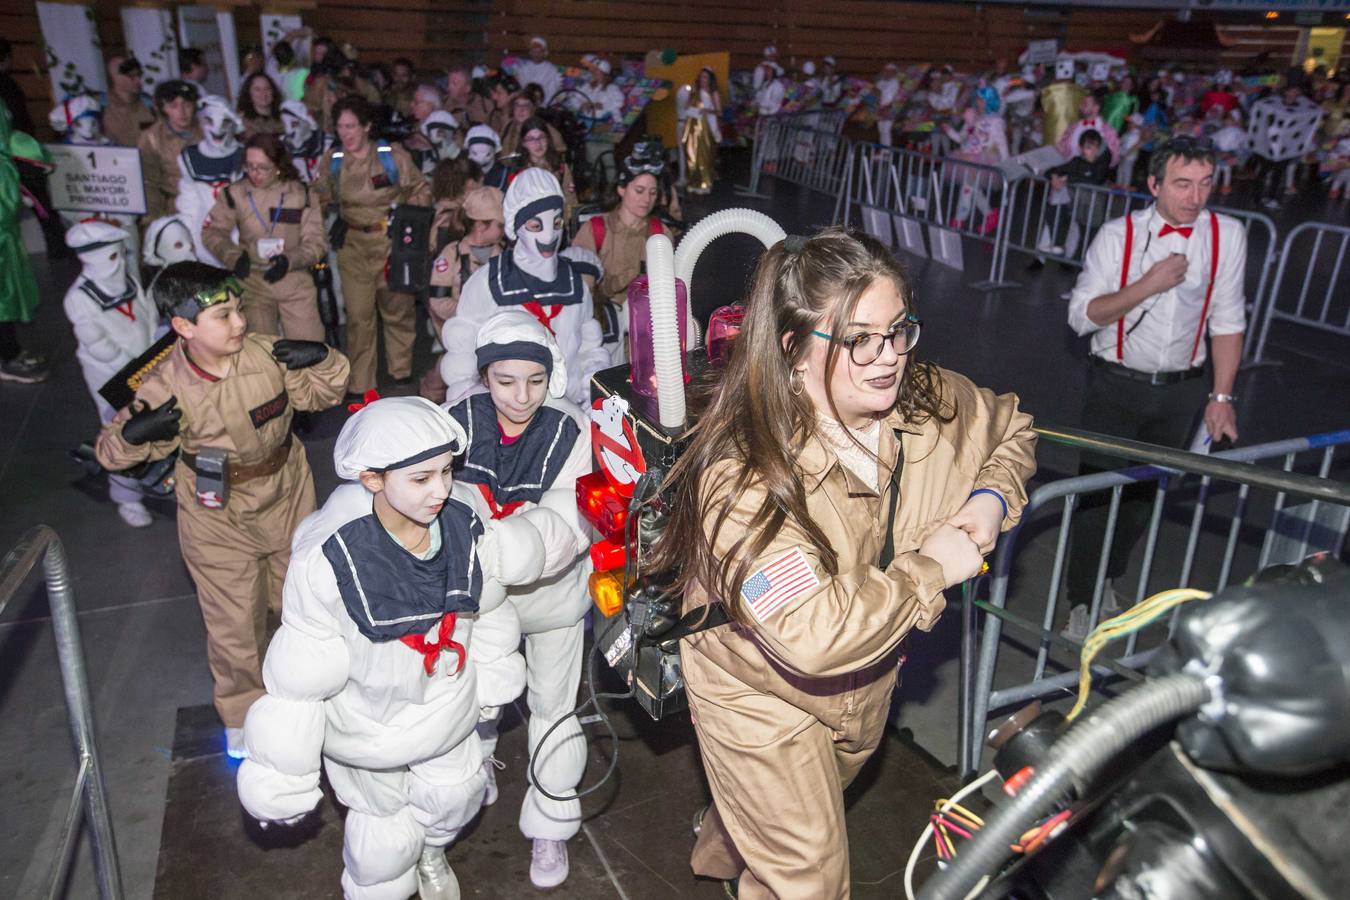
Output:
[514, 35, 561, 105]
[752, 46, 783, 92]
[1057, 89, 1121, 166]
[1065, 136, 1245, 604]
[875, 63, 902, 147]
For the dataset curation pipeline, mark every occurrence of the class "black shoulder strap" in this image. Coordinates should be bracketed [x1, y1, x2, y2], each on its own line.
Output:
[879, 433, 905, 569]
[656, 601, 732, 652]
[224, 182, 236, 209]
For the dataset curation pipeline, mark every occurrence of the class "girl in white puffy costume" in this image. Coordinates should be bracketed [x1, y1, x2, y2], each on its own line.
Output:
[440, 167, 610, 408]
[445, 310, 593, 889]
[238, 396, 557, 900]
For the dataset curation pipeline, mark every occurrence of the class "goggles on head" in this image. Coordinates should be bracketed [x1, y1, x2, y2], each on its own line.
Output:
[170, 275, 243, 320]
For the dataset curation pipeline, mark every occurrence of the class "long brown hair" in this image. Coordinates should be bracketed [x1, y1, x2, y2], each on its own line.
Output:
[645, 227, 952, 625]
[244, 132, 299, 183]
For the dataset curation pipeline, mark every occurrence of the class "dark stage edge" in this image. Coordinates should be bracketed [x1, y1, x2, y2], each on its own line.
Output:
[153, 690, 958, 899]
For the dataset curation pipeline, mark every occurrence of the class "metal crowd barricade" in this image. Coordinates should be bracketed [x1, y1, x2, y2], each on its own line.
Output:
[998, 178, 1278, 361]
[1251, 220, 1350, 364]
[1, 527, 124, 899]
[837, 141, 1016, 290]
[738, 109, 849, 200]
[959, 427, 1350, 778]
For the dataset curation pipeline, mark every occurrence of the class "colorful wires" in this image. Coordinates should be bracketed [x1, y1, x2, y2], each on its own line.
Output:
[1065, 587, 1212, 722]
[905, 768, 998, 900]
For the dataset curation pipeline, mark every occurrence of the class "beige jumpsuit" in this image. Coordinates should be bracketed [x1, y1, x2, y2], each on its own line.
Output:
[202, 179, 329, 342]
[315, 143, 431, 393]
[570, 209, 673, 303]
[417, 235, 501, 404]
[103, 92, 155, 149]
[683, 370, 1037, 899]
[95, 335, 350, 727]
[138, 119, 201, 222]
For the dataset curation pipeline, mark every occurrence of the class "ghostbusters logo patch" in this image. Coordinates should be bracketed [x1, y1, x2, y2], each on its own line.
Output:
[434, 256, 450, 274]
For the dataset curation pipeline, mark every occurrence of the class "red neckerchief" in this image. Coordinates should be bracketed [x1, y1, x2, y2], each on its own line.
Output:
[522, 301, 563, 334]
[475, 482, 524, 520]
[399, 612, 465, 676]
[114, 302, 136, 321]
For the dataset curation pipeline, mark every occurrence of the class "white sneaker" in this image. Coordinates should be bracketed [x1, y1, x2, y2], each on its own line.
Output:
[482, 756, 505, 807]
[225, 727, 247, 760]
[117, 501, 152, 528]
[1061, 604, 1091, 643]
[416, 845, 460, 900]
[529, 839, 569, 889]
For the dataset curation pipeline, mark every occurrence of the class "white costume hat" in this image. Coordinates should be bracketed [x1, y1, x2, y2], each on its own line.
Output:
[421, 110, 461, 135]
[530, 35, 548, 51]
[142, 215, 196, 266]
[502, 167, 563, 241]
[197, 94, 243, 131]
[474, 310, 568, 399]
[595, 59, 612, 75]
[48, 95, 102, 134]
[802, 61, 816, 76]
[334, 396, 469, 480]
[465, 123, 501, 152]
[279, 99, 316, 128]
[65, 219, 125, 254]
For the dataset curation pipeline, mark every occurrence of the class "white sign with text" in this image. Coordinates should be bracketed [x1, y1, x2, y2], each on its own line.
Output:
[46, 145, 147, 216]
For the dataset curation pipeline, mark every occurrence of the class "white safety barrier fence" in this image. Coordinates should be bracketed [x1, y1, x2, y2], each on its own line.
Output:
[836, 141, 1016, 290]
[1251, 221, 1350, 365]
[739, 111, 855, 209]
[958, 428, 1350, 778]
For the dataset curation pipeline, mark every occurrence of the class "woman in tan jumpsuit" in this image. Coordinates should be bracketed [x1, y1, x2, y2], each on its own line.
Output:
[648, 229, 1037, 899]
[203, 133, 327, 341]
[316, 95, 431, 395]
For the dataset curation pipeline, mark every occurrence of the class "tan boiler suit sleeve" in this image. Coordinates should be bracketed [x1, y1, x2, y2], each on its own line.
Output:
[202, 187, 245, 269]
[94, 373, 182, 471]
[702, 470, 948, 681]
[961, 380, 1038, 529]
[138, 131, 168, 222]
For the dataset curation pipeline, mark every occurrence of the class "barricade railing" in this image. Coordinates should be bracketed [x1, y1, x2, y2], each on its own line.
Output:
[1251, 220, 1350, 364]
[958, 426, 1350, 778]
[837, 141, 1016, 289]
[740, 113, 856, 210]
[997, 177, 1279, 362]
[1, 526, 123, 899]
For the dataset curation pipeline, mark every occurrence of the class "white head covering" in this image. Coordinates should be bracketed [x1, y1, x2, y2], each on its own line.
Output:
[142, 215, 197, 265]
[65, 219, 125, 254]
[279, 99, 316, 128]
[596, 59, 612, 75]
[48, 95, 102, 134]
[421, 110, 460, 135]
[503, 166, 563, 241]
[66, 219, 127, 286]
[474, 310, 568, 398]
[197, 94, 243, 132]
[801, 61, 816, 77]
[465, 123, 501, 151]
[334, 397, 469, 480]
[530, 35, 548, 52]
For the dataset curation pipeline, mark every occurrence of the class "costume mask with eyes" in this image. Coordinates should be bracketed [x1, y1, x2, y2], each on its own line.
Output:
[76, 233, 129, 293]
[281, 103, 317, 155]
[422, 111, 462, 161]
[503, 168, 565, 283]
[142, 216, 198, 267]
[465, 124, 501, 175]
[197, 96, 243, 158]
[49, 97, 107, 146]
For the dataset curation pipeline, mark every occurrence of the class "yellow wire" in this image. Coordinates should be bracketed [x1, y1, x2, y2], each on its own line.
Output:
[1065, 588, 1211, 721]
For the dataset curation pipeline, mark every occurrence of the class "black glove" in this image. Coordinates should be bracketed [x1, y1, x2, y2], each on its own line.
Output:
[122, 397, 182, 445]
[328, 218, 348, 251]
[232, 253, 251, 280]
[271, 339, 329, 370]
[263, 254, 290, 284]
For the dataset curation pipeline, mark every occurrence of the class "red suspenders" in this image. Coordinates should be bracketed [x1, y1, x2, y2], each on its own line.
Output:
[1115, 211, 1220, 367]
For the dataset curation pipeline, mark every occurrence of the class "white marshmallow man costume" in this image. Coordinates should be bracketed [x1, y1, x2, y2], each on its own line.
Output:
[175, 96, 243, 267]
[281, 100, 333, 184]
[62, 221, 160, 505]
[446, 311, 593, 842]
[50, 98, 141, 260]
[238, 397, 549, 900]
[441, 168, 608, 407]
[420, 111, 462, 172]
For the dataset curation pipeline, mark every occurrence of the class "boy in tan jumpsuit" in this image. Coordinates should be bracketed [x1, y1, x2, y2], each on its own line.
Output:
[315, 98, 432, 396]
[419, 185, 504, 403]
[201, 135, 328, 341]
[95, 262, 350, 757]
[138, 80, 201, 222]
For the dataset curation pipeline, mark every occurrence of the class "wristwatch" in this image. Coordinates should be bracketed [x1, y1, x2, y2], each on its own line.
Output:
[1208, 392, 1237, 403]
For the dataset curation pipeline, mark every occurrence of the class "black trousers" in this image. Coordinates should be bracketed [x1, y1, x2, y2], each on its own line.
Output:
[1065, 362, 1208, 602]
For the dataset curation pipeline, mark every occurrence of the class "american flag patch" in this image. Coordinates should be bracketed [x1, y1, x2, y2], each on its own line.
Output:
[740, 547, 820, 622]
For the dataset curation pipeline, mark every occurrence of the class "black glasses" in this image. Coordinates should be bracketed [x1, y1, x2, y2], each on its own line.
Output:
[812, 314, 922, 365]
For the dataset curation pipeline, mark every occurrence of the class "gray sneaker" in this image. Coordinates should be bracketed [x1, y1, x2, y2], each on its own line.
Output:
[0, 352, 49, 384]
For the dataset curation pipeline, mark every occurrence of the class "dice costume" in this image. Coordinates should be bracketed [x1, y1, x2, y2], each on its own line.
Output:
[440, 168, 608, 407]
[176, 96, 245, 267]
[445, 313, 592, 880]
[238, 397, 546, 900]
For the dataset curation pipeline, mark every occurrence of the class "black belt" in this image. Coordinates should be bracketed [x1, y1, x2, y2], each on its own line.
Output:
[1091, 356, 1204, 386]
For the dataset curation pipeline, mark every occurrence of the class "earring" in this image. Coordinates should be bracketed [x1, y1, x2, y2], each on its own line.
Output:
[789, 367, 806, 396]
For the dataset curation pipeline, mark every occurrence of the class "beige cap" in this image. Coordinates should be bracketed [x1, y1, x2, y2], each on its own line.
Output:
[463, 185, 505, 224]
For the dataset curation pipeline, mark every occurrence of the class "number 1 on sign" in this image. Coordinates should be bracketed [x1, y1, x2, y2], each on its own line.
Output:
[87, 151, 96, 169]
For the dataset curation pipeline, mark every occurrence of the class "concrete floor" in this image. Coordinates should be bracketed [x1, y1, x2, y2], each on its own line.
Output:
[2, 147, 1347, 899]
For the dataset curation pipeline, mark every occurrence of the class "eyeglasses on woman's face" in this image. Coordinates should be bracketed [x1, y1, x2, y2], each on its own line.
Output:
[811, 313, 922, 365]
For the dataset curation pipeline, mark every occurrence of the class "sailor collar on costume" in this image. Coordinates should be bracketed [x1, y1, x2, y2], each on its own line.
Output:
[322, 494, 484, 642]
[487, 250, 585, 307]
[79, 275, 140, 311]
[181, 144, 243, 183]
[450, 392, 579, 507]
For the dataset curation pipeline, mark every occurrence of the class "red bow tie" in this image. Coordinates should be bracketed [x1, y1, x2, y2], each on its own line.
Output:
[1158, 224, 1193, 239]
